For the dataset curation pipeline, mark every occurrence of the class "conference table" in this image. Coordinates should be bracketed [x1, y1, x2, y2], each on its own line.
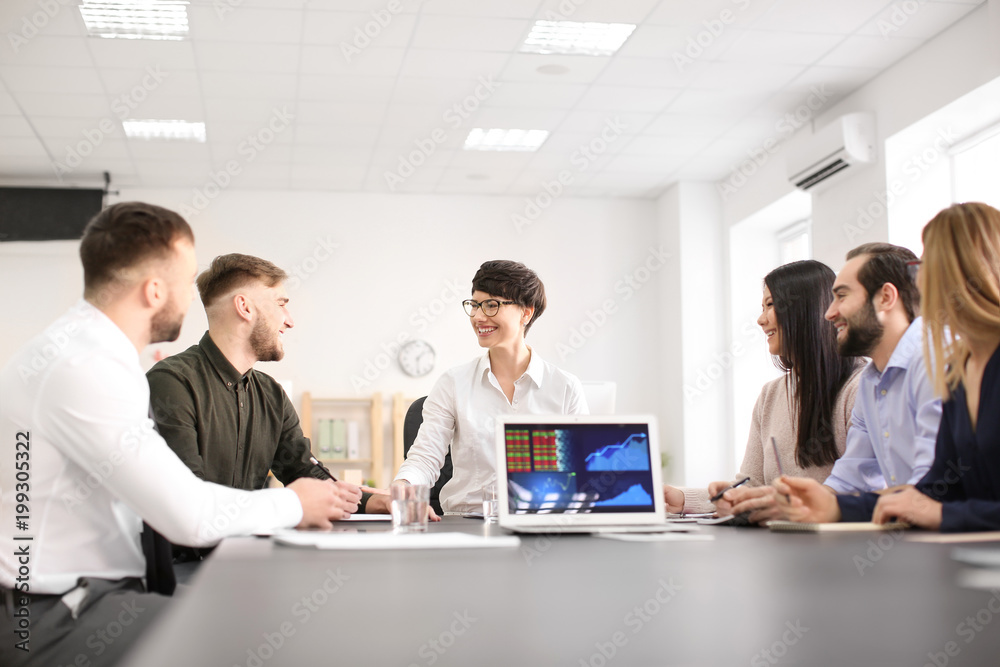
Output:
[122, 518, 1000, 666]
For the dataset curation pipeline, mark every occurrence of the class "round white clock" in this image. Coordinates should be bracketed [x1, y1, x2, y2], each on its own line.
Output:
[397, 339, 436, 378]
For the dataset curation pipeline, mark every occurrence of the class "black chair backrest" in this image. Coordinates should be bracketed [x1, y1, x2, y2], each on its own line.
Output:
[403, 397, 453, 516]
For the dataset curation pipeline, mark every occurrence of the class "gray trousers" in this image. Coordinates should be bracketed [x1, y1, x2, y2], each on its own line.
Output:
[0, 578, 171, 667]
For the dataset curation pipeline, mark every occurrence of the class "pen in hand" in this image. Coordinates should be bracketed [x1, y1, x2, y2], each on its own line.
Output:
[310, 456, 338, 482]
[710, 476, 751, 503]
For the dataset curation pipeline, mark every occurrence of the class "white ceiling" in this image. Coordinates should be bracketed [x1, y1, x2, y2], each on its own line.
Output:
[0, 0, 984, 198]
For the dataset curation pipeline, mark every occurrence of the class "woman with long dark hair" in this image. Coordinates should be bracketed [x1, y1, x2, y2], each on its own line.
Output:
[664, 260, 864, 521]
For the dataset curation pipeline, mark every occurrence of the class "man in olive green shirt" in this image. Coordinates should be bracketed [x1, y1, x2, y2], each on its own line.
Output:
[148, 254, 369, 561]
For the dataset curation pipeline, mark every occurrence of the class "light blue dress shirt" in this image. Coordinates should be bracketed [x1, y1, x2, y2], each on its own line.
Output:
[824, 317, 942, 493]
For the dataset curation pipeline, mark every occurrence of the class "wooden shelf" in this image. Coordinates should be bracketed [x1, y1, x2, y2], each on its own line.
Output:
[301, 392, 383, 487]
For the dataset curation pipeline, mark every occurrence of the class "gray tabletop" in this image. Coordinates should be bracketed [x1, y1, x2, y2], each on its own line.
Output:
[121, 518, 1000, 666]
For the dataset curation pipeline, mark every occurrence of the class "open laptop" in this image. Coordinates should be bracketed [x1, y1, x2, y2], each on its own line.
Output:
[495, 415, 685, 534]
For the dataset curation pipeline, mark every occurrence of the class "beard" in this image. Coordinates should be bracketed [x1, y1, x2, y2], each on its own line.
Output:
[249, 317, 283, 362]
[838, 299, 883, 357]
[150, 300, 184, 344]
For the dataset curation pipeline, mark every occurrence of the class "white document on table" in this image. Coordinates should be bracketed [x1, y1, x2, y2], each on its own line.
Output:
[336, 514, 392, 522]
[273, 531, 521, 550]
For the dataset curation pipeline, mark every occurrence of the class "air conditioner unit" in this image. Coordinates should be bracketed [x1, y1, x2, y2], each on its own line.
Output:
[786, 112, 875, 191]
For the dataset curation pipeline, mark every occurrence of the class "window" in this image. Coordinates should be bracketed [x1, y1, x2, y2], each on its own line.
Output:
[951, 123, 1000, 206]
[777, 219, 812, 264]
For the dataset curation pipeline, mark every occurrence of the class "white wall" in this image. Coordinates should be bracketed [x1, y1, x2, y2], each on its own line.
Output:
[655, 182, 728, 487]
[723, 1, 1000, 270]
[0, 188, 663, 481]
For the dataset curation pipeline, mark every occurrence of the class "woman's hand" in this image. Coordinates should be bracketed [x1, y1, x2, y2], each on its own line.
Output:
[872, 488, 941, 529]
[773, 476, 841, 523]
[722, 485, 786, 523]
[663, 485, 685, 513]
[707, 481, 734, 515]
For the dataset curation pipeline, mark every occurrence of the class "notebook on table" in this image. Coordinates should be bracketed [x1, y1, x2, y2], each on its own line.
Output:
[767, 521, 910, 532]
[495, 415, 688, 534]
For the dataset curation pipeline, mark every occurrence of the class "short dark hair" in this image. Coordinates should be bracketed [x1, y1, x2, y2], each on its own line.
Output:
[197, 253, 288, 308]
[472, 260, 546, 334]
[79, 201, 194, 302]
[845, 242, 919, 322]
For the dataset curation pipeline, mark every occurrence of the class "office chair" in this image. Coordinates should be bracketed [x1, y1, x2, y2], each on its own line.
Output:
[402, 396, 453, 515]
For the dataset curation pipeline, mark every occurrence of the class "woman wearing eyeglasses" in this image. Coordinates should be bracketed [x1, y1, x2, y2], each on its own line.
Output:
[393, 260, 588, 514]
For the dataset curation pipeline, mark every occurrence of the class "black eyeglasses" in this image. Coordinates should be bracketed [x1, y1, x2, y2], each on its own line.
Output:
[462, 299, 515, 317]
[906, 260, 922, 283]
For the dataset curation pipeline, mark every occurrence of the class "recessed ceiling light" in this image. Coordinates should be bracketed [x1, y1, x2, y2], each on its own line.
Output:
[80, 1, 190, 41]
[520, 20, 636, 56]
[123, 120, 205, 142]
[536, 64, 571, 76]
[463, 129, 549, 152]
[466, 173, 490, 181]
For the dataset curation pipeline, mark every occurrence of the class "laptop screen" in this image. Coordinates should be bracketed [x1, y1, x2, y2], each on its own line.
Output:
[502, 421, 656, 515]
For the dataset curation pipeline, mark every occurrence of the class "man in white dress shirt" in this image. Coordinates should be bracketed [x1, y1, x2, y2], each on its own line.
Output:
[0, 202, 354, 667]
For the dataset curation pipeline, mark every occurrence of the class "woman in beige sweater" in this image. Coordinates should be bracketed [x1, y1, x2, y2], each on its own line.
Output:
[665, 260, 864, 522]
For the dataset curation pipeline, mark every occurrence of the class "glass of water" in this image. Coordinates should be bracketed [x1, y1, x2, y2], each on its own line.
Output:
[391, 484, 429, 533]
[482, 482, 499, 523]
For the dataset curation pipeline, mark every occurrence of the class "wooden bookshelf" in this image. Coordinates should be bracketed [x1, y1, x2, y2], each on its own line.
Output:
[300, 392, 384, 487]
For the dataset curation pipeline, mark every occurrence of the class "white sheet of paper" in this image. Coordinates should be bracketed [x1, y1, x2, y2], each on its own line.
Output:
[273, 531, 521, 550]
[337, 514, 392, 522]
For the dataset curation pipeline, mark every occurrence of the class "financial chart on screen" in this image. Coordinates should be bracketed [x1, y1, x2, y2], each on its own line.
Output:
[503, 422, 655, 514]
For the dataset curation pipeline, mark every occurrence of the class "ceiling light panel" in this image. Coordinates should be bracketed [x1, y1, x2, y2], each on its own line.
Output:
[463, 128, 550, 152]
[80, 1, 190, 41]
[123, 119, 205, 142]
[520, 20, 636, 56]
